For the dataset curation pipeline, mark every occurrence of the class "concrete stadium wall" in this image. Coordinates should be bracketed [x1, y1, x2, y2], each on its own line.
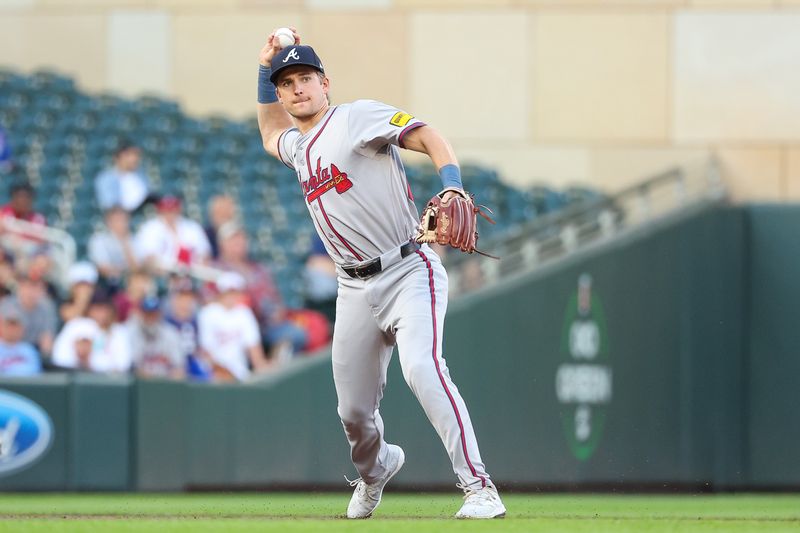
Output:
[1, 203, 799, 491]
[1, 1, 800, 199]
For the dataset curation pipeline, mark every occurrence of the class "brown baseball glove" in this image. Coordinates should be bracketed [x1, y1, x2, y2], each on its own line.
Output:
[414, 188, 497, 258]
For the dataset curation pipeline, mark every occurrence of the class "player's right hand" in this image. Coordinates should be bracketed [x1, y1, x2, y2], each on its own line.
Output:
[258, 27, 300, 66]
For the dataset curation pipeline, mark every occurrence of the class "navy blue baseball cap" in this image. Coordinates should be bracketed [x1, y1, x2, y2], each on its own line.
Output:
[140, 295, 161, 313]
[270, 45, 325, 84]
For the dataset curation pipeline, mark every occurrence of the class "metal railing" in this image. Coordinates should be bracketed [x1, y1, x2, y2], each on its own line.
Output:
[445, 160, 727, 295]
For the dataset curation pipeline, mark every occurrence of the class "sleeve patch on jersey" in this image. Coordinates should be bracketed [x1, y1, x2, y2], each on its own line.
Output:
[390, 111, 414, 128]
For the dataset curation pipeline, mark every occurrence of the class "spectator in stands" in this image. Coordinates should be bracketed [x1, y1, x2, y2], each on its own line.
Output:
[21, 249, 55, 293]
[303, 234, 337, 324]
[53, 289, 129, 373]
[0, 125, 12, 174]
[198, 272, 271, 382]
[164, 276, 209, 380]
[0, 182, 47, 259]
[127, 295, 184, 380]
[212, 221, 308, 360]
[94, 140, 151, 213]
[88, 205, 138, 289]
[0, 308, 42, 376]
[59, 261, 98, 322]
[135, 195, 211, 274]
[51, 317, 101, 372]
[0, 182, 45, 226]
[204, 194, 239, 259]
[112, 270, 155, 322]
[85, 288, 131, 373]
[0, 273, 57, 358]
[166, 277, 213, 381]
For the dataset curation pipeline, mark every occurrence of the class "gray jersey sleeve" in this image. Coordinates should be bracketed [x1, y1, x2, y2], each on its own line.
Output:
[277, 127, 301, 169]
[348, 100, 426, 158]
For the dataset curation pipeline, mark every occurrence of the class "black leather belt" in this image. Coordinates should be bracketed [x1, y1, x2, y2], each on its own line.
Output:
[343, 241, 420, 280]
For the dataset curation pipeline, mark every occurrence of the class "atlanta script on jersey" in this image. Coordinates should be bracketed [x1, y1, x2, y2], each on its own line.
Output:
[277, 100, 426, 266]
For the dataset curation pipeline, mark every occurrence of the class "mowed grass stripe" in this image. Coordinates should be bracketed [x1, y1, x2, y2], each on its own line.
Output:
[0, 494, 798, 517]
[0, 493, 797, 533]
[1, 513, 799, 522]
[0, 518, 799, 533]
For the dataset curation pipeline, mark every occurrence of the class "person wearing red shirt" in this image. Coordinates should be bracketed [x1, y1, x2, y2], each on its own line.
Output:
[0, 182, 46, 226]
[0, 182, 49, 276]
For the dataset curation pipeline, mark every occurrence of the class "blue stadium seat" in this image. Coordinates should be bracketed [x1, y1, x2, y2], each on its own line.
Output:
[29, 70, 76, 94]
[140, 113, 179, 135]
[134, 95, 181, 117]
[0, 69, 26, 90]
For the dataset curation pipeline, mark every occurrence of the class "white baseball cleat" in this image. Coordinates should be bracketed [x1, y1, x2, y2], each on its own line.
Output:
[346, 444, 405, 519]
[454, 483, 507, 519]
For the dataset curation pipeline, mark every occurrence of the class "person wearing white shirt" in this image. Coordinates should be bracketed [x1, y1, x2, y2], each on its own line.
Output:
[135, 195, 211, 273]
[198, 272, 271, 381]
[52, 291, 131, 373]
[52, 317, 99, 371]
[86, 290, 131, 373]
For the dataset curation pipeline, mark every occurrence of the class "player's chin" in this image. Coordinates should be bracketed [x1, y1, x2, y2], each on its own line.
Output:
[288, 106, 316, 119]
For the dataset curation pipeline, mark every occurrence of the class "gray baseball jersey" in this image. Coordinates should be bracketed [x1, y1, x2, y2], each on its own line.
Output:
[273, 99, 492, 490]
[278, 100, 423, 266]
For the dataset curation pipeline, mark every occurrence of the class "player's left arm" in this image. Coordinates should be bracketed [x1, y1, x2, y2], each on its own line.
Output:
[401, 126, 465, 201]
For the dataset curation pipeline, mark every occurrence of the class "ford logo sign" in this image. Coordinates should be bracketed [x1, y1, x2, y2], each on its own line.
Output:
[0, 390, 53, 477]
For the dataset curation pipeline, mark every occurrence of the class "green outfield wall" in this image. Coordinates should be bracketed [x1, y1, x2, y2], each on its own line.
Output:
[744, 206, 800, 487]
[0, 204, 798, 491]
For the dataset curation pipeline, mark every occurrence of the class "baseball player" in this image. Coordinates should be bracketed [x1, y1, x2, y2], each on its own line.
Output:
[255, 28, 505, 519]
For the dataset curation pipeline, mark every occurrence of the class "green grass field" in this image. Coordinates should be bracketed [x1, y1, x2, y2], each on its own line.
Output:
[0, 493, 797, 532]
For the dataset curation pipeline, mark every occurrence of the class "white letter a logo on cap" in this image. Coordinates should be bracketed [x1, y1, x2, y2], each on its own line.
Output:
[283, 48, 300, 62]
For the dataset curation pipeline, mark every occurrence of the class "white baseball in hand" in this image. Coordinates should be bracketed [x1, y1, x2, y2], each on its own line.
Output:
[274, 27, 295, 49]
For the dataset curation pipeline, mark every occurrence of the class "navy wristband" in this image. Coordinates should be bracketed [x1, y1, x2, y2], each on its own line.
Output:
[258, 65, 278, 104]
[438, 164, 463, 189]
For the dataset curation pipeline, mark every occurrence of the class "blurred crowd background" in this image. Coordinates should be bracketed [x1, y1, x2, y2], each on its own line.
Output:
[0, 140, 338, 381]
